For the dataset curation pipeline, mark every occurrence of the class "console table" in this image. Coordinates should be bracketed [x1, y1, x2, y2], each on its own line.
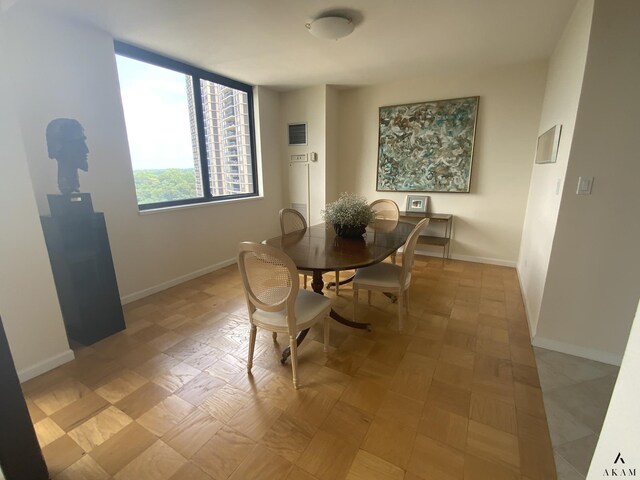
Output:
[399, 211, 453, 261]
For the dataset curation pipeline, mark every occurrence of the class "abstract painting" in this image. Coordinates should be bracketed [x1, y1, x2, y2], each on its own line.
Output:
[377, 96, 479, 193]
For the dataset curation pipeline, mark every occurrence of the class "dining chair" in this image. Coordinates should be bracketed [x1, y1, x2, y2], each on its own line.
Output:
[370, 198, 400, 221]
[279, 208, 313, 289]
[352, 218, 429, 330]
[279, 208, 344, 296]
[370, 199, 400, 264]
[237, 242, 331, 389]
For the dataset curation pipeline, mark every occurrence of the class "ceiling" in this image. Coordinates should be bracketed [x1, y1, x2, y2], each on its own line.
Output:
[26, 0, 577, 91]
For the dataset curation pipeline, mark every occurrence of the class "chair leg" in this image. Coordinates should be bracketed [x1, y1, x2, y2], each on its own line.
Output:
[391, 252, 397, 265]
[289, 335, 299, 389]
[335, 271, 340, 296]
[323, 317, 330, 353]
[367, 290, 372, 306]
[405, 290, 410, 313]
[247, 325, 257, 372]
[272, 331, 277, 341]
[353, 286, 359, 321]
[398, 292, 404, 331]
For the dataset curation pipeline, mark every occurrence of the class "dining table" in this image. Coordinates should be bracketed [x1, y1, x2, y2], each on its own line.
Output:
[264, 218, 415, 363]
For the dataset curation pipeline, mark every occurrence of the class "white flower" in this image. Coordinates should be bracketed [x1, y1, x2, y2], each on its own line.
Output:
[322, 193, 375, 226]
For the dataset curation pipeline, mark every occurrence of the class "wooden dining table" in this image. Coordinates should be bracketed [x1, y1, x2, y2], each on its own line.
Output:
[264, 219, 415, 363]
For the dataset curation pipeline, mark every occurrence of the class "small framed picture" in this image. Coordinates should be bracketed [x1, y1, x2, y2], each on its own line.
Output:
[535, 125, 562, 164]
[406, 195, 428, 213]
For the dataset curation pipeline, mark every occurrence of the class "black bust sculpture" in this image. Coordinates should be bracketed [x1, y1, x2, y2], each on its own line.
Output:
[46, 118, 89, 195]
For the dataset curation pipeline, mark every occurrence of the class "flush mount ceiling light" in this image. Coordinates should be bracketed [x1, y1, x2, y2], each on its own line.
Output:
[306, 16, 354, 40]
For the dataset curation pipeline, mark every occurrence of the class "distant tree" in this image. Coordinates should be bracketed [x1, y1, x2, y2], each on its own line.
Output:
[133, 168, 197, 204]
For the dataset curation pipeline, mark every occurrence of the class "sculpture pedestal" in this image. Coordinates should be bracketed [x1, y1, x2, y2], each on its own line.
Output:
[47, 193, 93, 217]
[41, 194, 125, 345]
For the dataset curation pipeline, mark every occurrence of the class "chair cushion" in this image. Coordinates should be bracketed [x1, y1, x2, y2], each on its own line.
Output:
[252, 289, 331, 331]
[353, 262, 411, 290]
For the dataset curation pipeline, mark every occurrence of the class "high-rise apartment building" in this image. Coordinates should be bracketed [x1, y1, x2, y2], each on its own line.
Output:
[187, 79, 254, 197]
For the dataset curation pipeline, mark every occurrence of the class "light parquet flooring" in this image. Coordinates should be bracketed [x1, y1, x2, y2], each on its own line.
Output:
[23, 256, 557, 479]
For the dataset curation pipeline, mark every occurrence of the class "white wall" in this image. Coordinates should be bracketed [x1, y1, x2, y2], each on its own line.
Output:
[588, 299, 640, 477]
[0, 41, 73, 380]
[280, 86, 327, 225]
[534, 0, 640, 364]
[2, 6, 284, 303]
[325, 86, 339, 205]
[336, 63, 547, 265]
[518, 0, 594, 335]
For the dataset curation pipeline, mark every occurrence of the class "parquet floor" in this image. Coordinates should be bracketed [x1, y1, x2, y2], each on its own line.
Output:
[23, 256, 557, 479]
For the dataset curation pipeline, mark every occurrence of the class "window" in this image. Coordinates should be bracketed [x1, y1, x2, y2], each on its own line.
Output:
[114, 42, 258, 210]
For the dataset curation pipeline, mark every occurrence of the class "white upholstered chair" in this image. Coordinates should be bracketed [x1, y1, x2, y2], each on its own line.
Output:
[352, 218, 429, 330]
[237, 242, 331, 389]
[370, 199, 400, 264]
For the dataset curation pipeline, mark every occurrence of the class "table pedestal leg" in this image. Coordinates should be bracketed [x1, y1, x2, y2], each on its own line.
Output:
[326, 272, 355, 290]
[280, 270, 370, 364]
[384, 292, 398, 303]
[311, 270, 324, 294]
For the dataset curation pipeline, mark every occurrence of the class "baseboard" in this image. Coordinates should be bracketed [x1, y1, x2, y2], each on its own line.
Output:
[532, 336, 623, 366]
[121, 251, 516, 306]
[120, 257, 237, 305]
[17, 349, 75, 383]
[450, 253, 516, 268]
[414, 248, 517, 268]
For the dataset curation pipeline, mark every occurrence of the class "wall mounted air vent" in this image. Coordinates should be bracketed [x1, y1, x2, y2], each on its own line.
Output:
[288, 123, 307, 145]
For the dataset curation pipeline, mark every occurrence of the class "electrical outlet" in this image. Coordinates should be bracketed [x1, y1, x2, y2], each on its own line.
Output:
[576, 176, 593, 195]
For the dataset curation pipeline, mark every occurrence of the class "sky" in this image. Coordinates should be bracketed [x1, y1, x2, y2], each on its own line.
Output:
[115, 55, 195, 171]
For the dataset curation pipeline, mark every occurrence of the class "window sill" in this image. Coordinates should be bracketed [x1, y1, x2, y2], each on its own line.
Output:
[137, 195, 264, 216]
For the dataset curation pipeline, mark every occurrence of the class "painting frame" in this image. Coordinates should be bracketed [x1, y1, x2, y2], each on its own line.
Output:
[535, 124, 562, 164]
[376, 96, 479, 193]
[406, 195, 428, 213]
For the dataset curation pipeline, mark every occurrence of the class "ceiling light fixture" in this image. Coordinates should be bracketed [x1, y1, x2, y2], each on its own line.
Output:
[306, 16, 354, 40]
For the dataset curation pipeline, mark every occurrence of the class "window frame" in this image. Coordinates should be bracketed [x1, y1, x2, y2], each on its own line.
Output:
[114, 41, 259, 211]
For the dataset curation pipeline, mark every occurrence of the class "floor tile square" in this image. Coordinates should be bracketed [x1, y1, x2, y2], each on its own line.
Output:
[42, 435, 85, 477]
[192, 426, 256, 480]
[466, 420, 520, 469]
[68, 406, 133, 452]
[116, 382, 172, 419]
[55, 455, 110, 480]
[113, 440, 186, 480]
[346, 449, 404, 480]
[89, 421, 157, 476]
[418, 403, 468, 451]
[407, 434, 464, 480]
[297, 430, 359, 480]
[362, 416, 416, 468]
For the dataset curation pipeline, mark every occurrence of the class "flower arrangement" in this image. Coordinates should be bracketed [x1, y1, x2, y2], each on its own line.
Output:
[322, 193, 375, 237]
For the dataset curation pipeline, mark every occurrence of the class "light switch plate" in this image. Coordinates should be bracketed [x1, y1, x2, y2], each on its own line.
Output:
[576, 176, 593, 195]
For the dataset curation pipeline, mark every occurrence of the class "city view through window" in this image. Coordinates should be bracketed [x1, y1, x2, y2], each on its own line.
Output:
[115, 53, 254, 207]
